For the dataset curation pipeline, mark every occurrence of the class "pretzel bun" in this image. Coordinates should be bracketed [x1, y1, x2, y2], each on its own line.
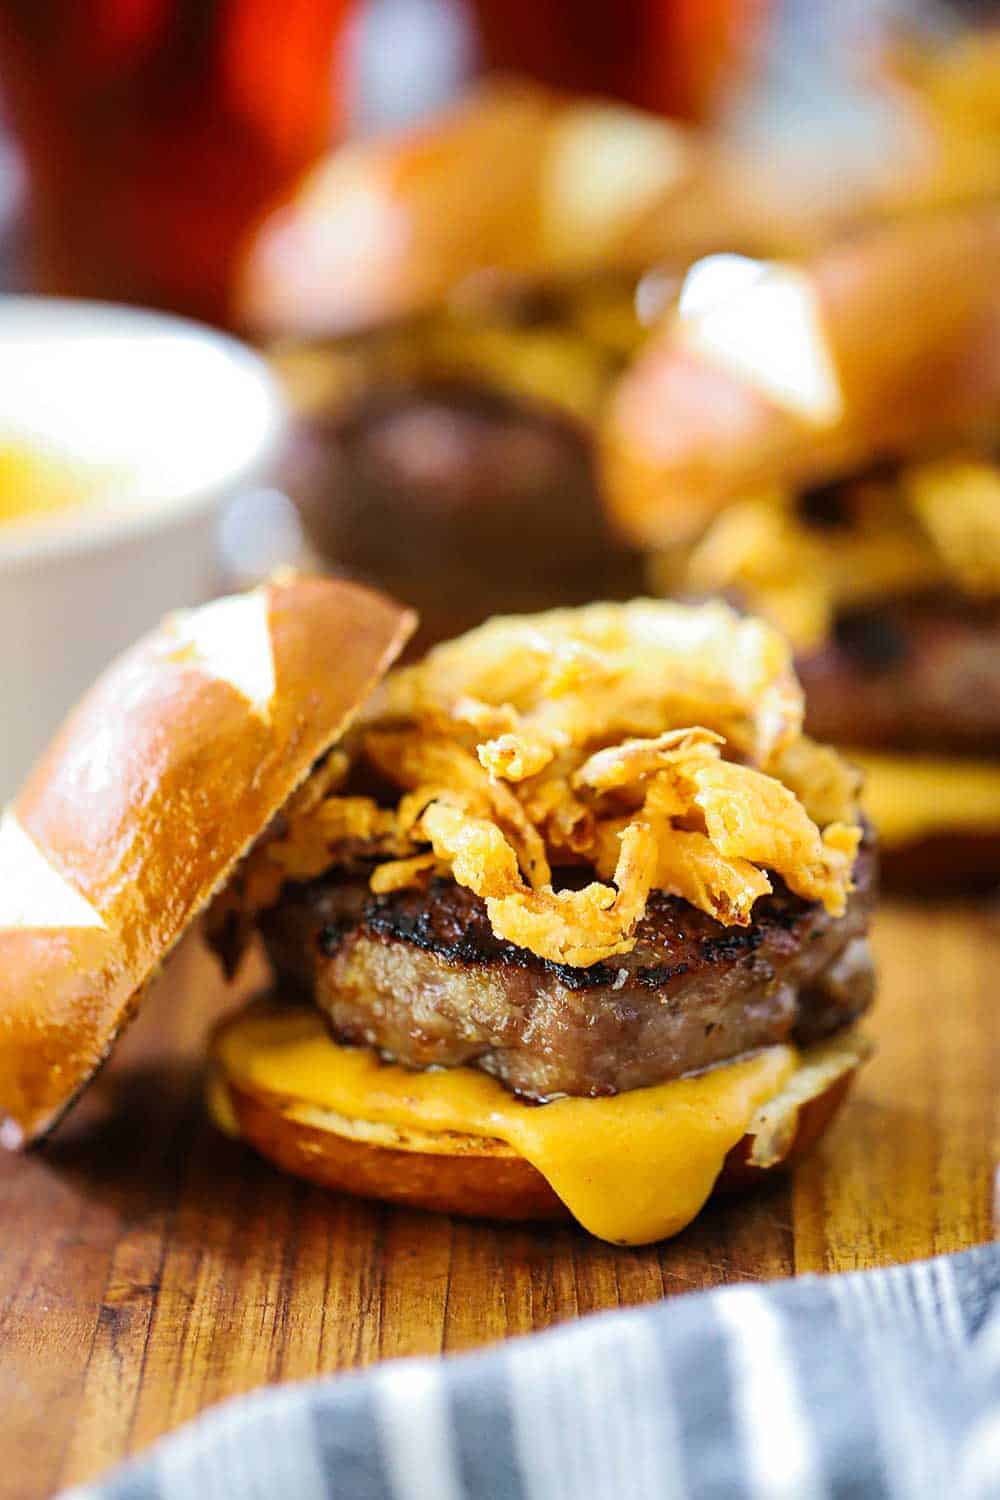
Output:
[0, 578, 415, 1147]
[207, 1001, 867, 1239]
[602, 208, 1000, 547]
[212, 1067, 570, 1223]
[235, 81, 763, 340]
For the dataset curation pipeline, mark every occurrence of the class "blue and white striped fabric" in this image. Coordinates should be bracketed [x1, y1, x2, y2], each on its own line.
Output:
[65, 1245, 1000, 1500]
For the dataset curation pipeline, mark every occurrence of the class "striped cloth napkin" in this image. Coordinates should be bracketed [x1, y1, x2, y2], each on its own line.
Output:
[66, 1244, 1000, 1500]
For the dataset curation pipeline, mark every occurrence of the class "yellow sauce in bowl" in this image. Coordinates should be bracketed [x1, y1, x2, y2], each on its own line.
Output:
[0, 442, 114, 528]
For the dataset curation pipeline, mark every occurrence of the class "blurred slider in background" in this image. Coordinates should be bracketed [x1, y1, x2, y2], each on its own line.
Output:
[234, 79, 799, 649]
[600, 205, 1000, 890]
[230, 18, 1000, 651]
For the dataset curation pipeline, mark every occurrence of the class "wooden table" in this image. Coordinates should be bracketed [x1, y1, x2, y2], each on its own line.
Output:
[2, 901, 998, 1499]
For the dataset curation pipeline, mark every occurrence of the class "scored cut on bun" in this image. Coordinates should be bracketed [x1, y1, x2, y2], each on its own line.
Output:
[208, 999, 869, 1229]
[601, 210, 1000, 891]
[601, 207, 1000, 548]
[235, 79, 788, 342]
[0, 577, 415, 1147]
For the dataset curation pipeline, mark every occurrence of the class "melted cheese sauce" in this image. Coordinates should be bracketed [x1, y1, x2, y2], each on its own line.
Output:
[0, 442, 92, 525]
[213, 1008, 798, 1244]
[852, 750, 1000, 847]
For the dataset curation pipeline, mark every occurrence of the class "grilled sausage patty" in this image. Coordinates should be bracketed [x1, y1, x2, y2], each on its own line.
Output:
[800, 596, 1000, 753]
[285, 381, 644, 652]
[259, 840, 876, 1100]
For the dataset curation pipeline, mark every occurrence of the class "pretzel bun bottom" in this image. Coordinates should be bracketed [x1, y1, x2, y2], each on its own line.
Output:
[213, 1073, 568, 1221]
[207, 1005, 863, 1236]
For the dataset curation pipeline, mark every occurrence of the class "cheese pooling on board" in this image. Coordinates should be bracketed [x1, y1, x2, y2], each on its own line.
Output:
[234, 601, 863, 967]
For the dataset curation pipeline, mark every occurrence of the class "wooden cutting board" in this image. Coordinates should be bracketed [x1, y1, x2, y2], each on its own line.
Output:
[1, 900, 998, 1500]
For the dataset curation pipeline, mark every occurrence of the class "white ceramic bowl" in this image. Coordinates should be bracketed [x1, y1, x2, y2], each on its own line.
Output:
[0, 297, 285, 799]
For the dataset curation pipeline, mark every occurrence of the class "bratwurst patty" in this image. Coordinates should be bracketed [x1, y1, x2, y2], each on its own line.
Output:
[288, 381, 644, 652]
[259, 839, 876, 1101]
[800, 595, 1000, 753]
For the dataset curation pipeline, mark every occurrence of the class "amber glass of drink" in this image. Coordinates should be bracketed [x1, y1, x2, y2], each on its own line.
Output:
[0, 0, 354, 325]
[469, 0, 766, 123]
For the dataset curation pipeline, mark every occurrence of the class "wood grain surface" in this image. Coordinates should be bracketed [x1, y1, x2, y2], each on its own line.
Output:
[1, 900, 998, 1499]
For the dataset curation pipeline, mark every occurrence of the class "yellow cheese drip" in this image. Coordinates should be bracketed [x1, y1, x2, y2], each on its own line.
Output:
[214, 1008, 797, 1245]
[852, 750, 1000, 848]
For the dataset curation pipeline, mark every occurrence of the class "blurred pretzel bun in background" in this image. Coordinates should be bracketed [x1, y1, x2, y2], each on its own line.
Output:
[235, 80, 768, 342]
[236, 28, 1000, 343]
[231, 51, 1000, 656]
[0, 581, 875, 1245]
[600, 207, 1000, 887]
[601, 208, 1000, 548]
[234, 81, 814, 652]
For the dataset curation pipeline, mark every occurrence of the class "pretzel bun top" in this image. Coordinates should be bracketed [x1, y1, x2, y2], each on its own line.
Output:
[601, 208, 1000, 547]
[0, 577, 415, 1146]
[235, 81, 763, 340]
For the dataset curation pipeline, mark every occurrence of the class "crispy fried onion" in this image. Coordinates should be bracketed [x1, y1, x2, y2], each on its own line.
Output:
[668, 449, 1000, 650]
[418, 801, 659, 967]
[242, 602, 862, 966]
[375, 599, 803, 766]
[902, 457, 1000, 598]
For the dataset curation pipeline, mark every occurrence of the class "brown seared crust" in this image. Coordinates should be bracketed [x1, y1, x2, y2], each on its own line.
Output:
[212, 1046, 859, 1227]
[602, 208, 1000, 547]
[259, 848, 876, 1099]
[0, 578, 415, 1147]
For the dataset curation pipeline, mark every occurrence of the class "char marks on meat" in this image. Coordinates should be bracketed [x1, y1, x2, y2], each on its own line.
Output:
[259, 840, 876, 1100]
